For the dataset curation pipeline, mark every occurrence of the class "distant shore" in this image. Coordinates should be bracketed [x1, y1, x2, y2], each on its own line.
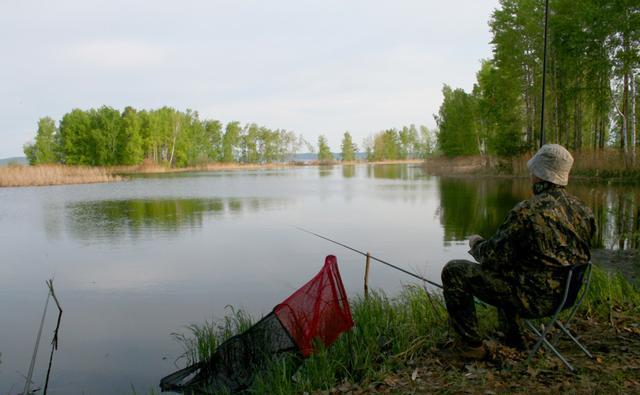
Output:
[0, 159, 425, 187]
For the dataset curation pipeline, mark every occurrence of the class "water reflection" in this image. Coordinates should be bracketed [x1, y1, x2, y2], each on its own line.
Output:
[437, 178, 522, 246]
[65, 197, 289, 241]
[576, 186, 640, 250]
[437, 178, 640, 250]
[366, 163, 424, 180]
[318, 165, 334, 177]
[342, 165, 356, 178]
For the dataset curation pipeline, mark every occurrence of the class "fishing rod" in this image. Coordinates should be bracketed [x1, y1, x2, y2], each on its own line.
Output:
[294, 226, 443, 289]
[540, 0, 550, 148]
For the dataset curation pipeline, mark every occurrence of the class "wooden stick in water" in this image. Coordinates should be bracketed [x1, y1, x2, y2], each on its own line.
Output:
[364, 252, 371, 298]
[44, 279, 63, 395]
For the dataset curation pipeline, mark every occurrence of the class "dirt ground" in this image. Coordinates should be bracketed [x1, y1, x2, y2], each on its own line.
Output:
[309, 250, 640, 395]
[310, 309, 640, 395]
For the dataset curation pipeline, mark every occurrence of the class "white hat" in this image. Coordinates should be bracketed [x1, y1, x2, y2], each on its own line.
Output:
[527, 144, 574, 186]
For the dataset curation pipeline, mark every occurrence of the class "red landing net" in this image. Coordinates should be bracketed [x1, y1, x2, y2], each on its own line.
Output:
[274, 255, 354, 357]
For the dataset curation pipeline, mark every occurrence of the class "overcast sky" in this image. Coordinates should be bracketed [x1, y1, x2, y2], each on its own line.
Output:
[0, 0, 499, 158]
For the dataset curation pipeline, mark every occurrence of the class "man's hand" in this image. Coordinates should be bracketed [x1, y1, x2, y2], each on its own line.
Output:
[467, 234, 484, 249]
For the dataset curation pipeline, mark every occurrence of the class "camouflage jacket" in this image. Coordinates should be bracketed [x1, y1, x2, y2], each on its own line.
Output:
[470, 181, 596, 301]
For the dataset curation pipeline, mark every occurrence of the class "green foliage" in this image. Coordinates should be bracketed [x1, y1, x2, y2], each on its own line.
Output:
[317, 135, 333, 162]
[23, 142, 36, 165]
[24, 117, 59, 164]
[222, 121, 241, 163]
[363, 125, 432, 161]
[436, 0, 640, 157]
[24, 107, 303, 168]
[474, 60, 525, 157]
[340, 132, 357, 161]
[435, 85, 480, 157]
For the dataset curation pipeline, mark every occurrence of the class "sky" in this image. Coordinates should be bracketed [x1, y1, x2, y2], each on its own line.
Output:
[0, 0, 499, 158]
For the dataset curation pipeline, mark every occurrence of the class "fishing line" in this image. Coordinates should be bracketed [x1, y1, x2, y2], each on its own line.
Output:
[293, 225, 443, 289]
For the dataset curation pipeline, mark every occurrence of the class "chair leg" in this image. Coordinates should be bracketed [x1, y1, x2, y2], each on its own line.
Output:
[525, 321, 576, 372]
[555, 320, 593, 359]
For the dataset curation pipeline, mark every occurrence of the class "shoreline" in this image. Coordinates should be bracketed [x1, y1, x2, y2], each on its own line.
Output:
[4, 155, 640, 187]
[0, 160, 425, 188]
[179, 264, 640, 394]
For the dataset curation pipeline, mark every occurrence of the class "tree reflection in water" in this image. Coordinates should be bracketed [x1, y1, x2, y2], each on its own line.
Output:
[437, 178, 640, 250]
[65, 197, 288, 241]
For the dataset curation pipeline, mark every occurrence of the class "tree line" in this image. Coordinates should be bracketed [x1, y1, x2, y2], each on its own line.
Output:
[436, 0, 640, 158]
[24, 106, 306, 166]
[362, 125, 435, 161]
[24, 106, 436, 166]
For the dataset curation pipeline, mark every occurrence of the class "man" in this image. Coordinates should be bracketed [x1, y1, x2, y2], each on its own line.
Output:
[440, 144, 596, 358]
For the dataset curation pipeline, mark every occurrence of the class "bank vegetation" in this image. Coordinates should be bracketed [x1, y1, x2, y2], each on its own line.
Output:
[173, 265, 640, 394]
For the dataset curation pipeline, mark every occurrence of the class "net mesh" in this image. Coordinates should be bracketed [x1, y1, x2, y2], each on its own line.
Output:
[160, 255, 353, 393]
[274, 255, 353, 357]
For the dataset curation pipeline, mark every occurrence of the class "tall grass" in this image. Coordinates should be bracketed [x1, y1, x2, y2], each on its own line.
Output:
[175, 266, 639, 394]
[0, 164, 121, 187]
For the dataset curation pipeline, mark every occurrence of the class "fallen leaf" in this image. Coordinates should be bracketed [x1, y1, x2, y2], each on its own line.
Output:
[411, 368, 418, 381]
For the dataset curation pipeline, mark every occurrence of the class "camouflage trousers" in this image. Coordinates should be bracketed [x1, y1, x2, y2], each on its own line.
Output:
[441, 260, 556, 348]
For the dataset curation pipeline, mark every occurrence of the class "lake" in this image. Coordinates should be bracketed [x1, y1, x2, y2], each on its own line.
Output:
[0, 163, 637, 394]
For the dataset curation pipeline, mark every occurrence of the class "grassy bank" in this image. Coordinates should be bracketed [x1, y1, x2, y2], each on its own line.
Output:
[425, 149, 640, 183]
[173, 266, 640, 394]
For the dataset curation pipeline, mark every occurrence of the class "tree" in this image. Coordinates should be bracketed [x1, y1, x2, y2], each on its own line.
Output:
[418, 125, 435, 158]
[58, 109, 92, 165]
[119, 107, 144, 165]
[222, 121, 241, 162]
[474, 60, 525, 156]
[204, 119, 223, 162]
[25, 117, 59, 164]
[317, 135, 333, 162]
[91, 106, 122, 165]
[23, 142, 36, 165]
[435, 85, 480, 157]
[340, 132, 357, 161]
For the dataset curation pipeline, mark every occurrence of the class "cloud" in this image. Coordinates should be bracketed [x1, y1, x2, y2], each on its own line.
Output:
[65, 40, 171, 70]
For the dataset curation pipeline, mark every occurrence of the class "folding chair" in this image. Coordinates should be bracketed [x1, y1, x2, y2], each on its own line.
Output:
[524, 261, 594, 372]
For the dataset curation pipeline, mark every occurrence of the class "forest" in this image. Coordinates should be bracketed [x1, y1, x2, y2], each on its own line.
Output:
[436, 0, 639, 159]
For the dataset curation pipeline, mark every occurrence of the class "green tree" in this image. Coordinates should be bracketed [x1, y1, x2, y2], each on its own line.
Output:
[222, 121, 241, 162]
[91, 106, 122, 165]
[317, 135, 333, 162]
[204, 119, 223, 162]
[435, 85, 480, 157]
[474, 60, 525, 156]
[25, 117, 59, 164]
[58, 109, 93, 165]
[418, 125, 435, 158]
[340, 132, 357, 161]
[119, 107, 144, 165]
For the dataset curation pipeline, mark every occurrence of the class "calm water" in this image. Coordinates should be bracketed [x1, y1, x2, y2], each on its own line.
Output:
[0, 164, 637, 394]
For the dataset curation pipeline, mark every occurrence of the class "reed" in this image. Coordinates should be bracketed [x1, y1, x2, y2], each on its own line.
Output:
[176, 266, 639, 394]
[0, 164, 121, 187]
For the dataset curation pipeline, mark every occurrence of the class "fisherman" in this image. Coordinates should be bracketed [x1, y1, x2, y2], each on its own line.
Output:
[440, 144, 596, 358]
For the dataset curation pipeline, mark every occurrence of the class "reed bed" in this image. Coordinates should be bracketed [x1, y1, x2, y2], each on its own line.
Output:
[0, 164, 121, 187]
[173, 266, 639, 394]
